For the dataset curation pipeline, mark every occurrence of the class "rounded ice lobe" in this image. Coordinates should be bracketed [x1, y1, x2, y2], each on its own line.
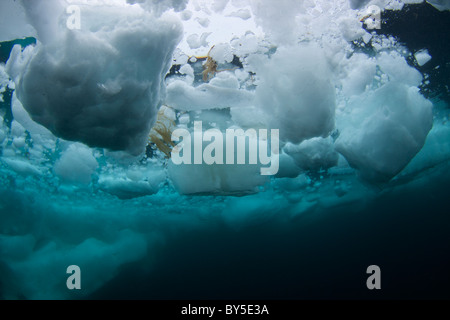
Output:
[12, 9, 183, 155]
[349, 0, 371, 10]
[284, 137, 339, 172]
[335, 83, 433, 183]
[54, 143, 98, 185]
[255, 44, 336, 144]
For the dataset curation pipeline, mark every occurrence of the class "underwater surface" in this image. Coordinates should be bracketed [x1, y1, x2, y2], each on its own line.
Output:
[0, 0, 449, 300]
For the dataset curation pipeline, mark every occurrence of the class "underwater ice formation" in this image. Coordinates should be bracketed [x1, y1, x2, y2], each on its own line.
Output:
[254, 43, 336, 144]
[426, 0, 450, 11]
[0, 0, 449, 300]
[8, 1, 183, 155]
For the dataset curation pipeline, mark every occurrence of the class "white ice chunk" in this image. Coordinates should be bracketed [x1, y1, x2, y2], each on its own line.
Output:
[196, 17, 210, 27]
[180, 9, 193, 20]
[169, 160, 268, 195]
[10, 229, 147, 299]
[10, 120, 26, 138]
[168, 132, 269, 195]
[209, 43, 234, 64]
[227, 9, 252, 20]
[99, 178, 161, 199]
[426, 0, 450, 11]
[186, 32, 211, 49]
[230, 33, 260, 56]
[275, 152, 302, 178]
[127, 0, 189, 15]
[249, 0, 305, 45]
[0, 0, 36, 42]
[230, 105, 270, 129]
[284, 137, 339, 172]
[11, 93, 54, 140]
[0, 234, 36, 261]
[166, 73, 254, 111]
[12, 137, 26, 149]
[341, 54, 377, 97]
[377, 51, 423, 87]
[19, 0, 65, 44]
[414, 49, 432, 67]
[10, 5, 183, 155]
[5, 45, 35, 85]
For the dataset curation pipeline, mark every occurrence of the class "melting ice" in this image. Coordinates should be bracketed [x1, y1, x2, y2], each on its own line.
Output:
[0, 0, 449, 299]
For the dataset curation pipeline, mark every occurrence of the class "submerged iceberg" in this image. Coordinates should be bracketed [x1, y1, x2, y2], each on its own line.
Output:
[0, 0, 449, 300]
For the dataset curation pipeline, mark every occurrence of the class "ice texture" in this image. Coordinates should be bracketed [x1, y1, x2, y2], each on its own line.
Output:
[166, 72, 255, 111]
[0, 0, 446, 300]
[336, 83, 433, 182]
[9, 3, 182, 155]
[0, 0, 36, 42]
[284, 137, 339, 172]
[415, 49, 432, 66]
[54, 143, 98, 185]
[426, 0, 450, 11]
